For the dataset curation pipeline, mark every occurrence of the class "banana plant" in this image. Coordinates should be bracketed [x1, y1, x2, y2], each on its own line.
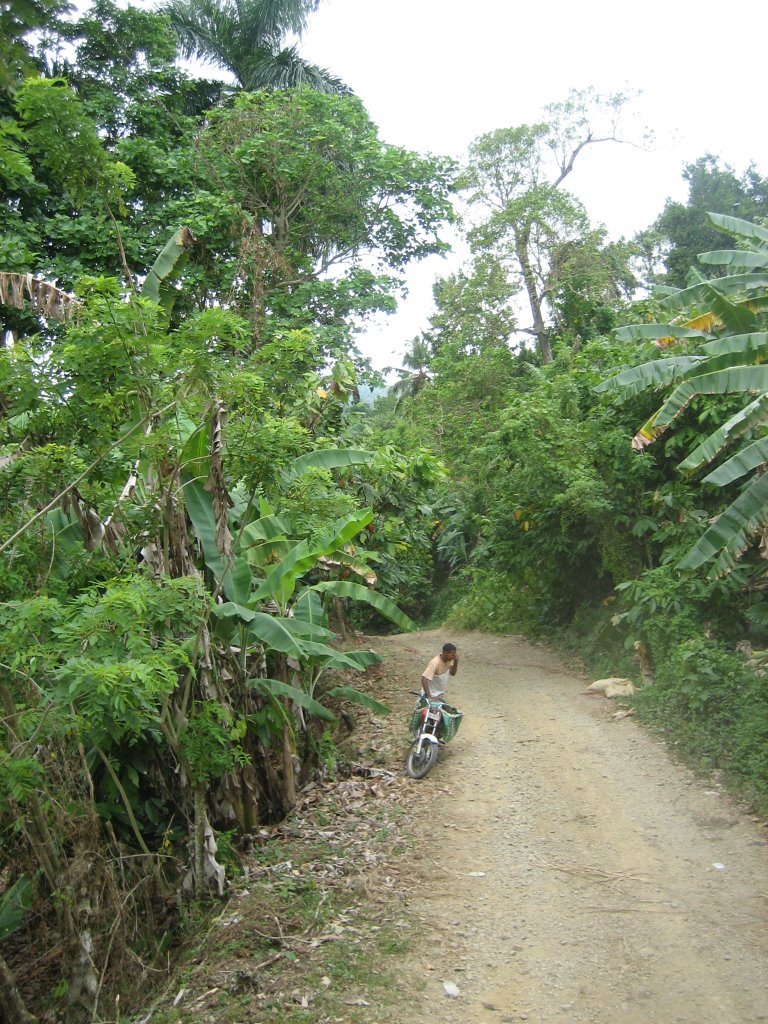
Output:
[140, 226, 195, 308]
[181, 416, 412, 718]
[599, 213, 768, 575]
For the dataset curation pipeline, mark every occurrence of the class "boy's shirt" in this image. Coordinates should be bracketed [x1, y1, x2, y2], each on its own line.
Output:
[422, 654, 453, 697]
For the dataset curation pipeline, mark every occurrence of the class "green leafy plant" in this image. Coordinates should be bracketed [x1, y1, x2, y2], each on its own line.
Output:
[598, 213, 768, 576]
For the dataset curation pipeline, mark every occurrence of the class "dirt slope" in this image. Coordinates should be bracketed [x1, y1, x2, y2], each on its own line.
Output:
[374, 628, 768, 1024]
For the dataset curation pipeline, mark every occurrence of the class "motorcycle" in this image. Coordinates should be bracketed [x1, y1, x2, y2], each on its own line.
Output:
[405, 691, 463, 780]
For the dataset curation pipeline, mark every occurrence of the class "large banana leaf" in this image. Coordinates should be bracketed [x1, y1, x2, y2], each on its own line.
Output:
[326, 649, 382, 670]
[708, 212, 768, 248]
[315, 509, 374, 551]
[181, 425, 252, 604]
[644, 366, 768, 432]
[699, 281, 759, 335]
[698, 250, 768, 270]
[292, 641, 372, 669]
[46, 508, 84, 551]
[595, 355, 703, 398]
[283, 448, 374, 483]
[324, 686, 390, 715]
[141, 227, 195, 305]
[309, 579, 416, 632]
[211, 601, 257, 622]
[613, 323, 710, 342]
[703, 437, 768, 486]
[678, 394, 768, 474]
[326, 550, 378, 585]
[661, 273, 768, 313]
[249, 510, 374, 606]
[182, 473, 252, 604]
[277, 616, 336, 641]
[294, 589, 328, 627]
[213, 602, 366, 664]
[678, 472, 768, 572]
[240, 513, 296, 548]
[680, 346, 768, 383]
[247, 536, 315, 607]
[309, 650, 382, 672]
[249, 677, 336, 721]
[0, 876, 32, 940]
[211, 604, 312, 656]
[242, 538, 295, 568]
[243, 612, 323, 658]
[700, 332, 768, 357]
[216, 603, 367, 667]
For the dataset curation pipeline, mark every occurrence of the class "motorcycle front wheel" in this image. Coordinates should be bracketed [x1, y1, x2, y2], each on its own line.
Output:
[405, 737, 439, 780]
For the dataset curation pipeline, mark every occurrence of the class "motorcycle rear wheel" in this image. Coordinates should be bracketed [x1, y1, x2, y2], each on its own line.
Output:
[405, 737, 439, 780]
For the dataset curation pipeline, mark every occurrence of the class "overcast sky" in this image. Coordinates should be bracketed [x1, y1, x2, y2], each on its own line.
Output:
[298, 0, 768, 370]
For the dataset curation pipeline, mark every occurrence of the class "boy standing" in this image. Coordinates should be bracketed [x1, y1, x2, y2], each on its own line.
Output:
[420, 643, 459, 701]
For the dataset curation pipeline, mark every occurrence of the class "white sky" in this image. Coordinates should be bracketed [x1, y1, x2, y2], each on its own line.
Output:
[299, 0, 768, 370]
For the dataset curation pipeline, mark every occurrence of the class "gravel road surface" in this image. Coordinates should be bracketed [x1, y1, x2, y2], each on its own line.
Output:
[373, 628, 768, 1024]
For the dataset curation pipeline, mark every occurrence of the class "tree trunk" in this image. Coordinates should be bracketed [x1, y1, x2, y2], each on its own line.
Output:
[193, 783, 206, 898]
[281, 719, 296, 810]
[0, 951, 37, 1024]
[516, 232, 552, 363]
[277, 656, 297, 810]
[332, 596, 349, 641]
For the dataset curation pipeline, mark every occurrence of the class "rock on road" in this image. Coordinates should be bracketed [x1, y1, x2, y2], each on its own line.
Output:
[373, 629, 768, 1024]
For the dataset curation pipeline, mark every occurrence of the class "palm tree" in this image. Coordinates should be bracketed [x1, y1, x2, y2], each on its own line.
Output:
[163, 0, 349, 94]
[388, 335, 433, 409]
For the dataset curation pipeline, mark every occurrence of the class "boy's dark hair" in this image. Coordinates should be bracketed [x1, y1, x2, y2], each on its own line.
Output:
[442, 643, 457, 654]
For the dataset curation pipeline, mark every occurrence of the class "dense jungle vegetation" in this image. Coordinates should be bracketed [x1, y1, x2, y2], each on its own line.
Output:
[2, 0, 768, 1019]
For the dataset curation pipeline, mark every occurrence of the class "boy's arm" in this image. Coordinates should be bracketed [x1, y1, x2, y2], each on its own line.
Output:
[421, 656, 436, 698]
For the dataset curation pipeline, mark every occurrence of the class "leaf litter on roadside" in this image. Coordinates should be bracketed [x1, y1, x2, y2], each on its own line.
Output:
[141, 641, 434, 1024]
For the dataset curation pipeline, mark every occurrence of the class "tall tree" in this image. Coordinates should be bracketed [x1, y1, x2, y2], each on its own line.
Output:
[163, 0, 348, 93]
[461, 88, 638, 362]
[188, 88, 456, 348]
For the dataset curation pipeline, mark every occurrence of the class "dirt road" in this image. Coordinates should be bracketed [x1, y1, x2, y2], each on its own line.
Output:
[372, 629, 768, 1024]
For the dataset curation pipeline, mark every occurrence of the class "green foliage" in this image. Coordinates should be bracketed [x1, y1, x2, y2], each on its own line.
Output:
[0, 0, 69, 97]
[613, 560, 747, 653]
[636, 638, 768, 810]
[276, 467, 360, 536]
[444, 567, 540, 635]
[1, 574, 204, 748]
[180, 702, 248, 785]
[603, 215, 768, 576]
[15, 77, 134, 205]
[554, 601, 638, 682]
[0, 750, 44, 806]
[191, 89, 455, 344]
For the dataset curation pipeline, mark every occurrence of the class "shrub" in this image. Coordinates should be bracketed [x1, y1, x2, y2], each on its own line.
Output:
[636, 637, 768, 813]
